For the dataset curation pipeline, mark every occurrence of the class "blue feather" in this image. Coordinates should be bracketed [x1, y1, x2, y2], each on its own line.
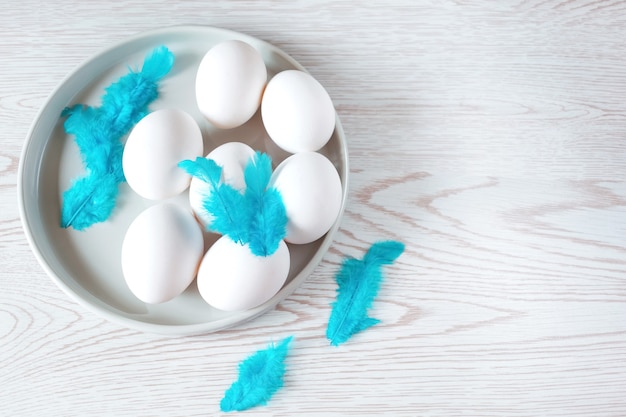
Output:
[180, 152, 287, 257]
[178, 157, 249, 244]
[326, 241, 405, 346]
[60, 45, 174, 230]
[243, 152, 287, 256]
[220, 336, 294, 412]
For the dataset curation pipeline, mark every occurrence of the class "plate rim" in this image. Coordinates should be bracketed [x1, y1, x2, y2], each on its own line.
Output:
[17, 25, 349, 336]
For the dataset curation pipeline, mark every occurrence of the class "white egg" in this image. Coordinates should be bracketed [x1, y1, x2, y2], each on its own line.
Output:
[196, 40, 267, 129]
[123, 109, 203, 200]
[189, 142, 256, 228]
[197, 236, 290, 312]
[261, 70, 336, 153]
[270, 152, 342, 244]
[121, 203, 204, 304]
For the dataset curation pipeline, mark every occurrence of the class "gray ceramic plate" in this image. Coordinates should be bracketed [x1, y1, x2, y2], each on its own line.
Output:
[18, 26, 348, 336]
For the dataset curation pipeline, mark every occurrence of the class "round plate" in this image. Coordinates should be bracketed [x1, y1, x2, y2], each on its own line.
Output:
[17, 26, 348, 336]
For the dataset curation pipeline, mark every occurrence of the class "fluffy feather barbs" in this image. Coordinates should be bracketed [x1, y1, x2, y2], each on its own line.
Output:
[221, 336, 293, 412]
[178, 151, 287, 257]
[60, 46, 175, 230]
[326, 240, 405, 346]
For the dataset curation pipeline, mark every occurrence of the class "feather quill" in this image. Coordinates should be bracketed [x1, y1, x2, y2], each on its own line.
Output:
[179, 152, 287, 257]
[326, 241, 405, 346]
[60, 45, 174, 230]
[220, 336, 294, 412]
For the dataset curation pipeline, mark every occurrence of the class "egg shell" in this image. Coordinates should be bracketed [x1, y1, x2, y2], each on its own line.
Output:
[196, 40, 267, 129]
[270, 152, 342, 244]
[123, 109, 203, 200]
[197, 236, 290, 312]
[121, 203, 204, 304]
[261, 70, 336, 153]
[189, 142, 256, 228]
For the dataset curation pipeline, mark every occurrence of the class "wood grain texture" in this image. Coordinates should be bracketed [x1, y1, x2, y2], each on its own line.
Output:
[3, 0, 626, 415]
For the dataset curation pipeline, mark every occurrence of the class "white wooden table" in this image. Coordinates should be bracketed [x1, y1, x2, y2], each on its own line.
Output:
[3, 1, 626, 416]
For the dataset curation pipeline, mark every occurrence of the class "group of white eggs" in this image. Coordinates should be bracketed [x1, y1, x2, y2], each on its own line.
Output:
[119, 40, 343, 312]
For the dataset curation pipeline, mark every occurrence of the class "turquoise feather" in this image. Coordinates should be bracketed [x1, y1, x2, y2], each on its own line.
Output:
[326, 241, 405, 346]
[244, 152, 287, 256]
[220, 336, 294, 412]
[179, 152, 287, 257]
[60, 45, 174, 230]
